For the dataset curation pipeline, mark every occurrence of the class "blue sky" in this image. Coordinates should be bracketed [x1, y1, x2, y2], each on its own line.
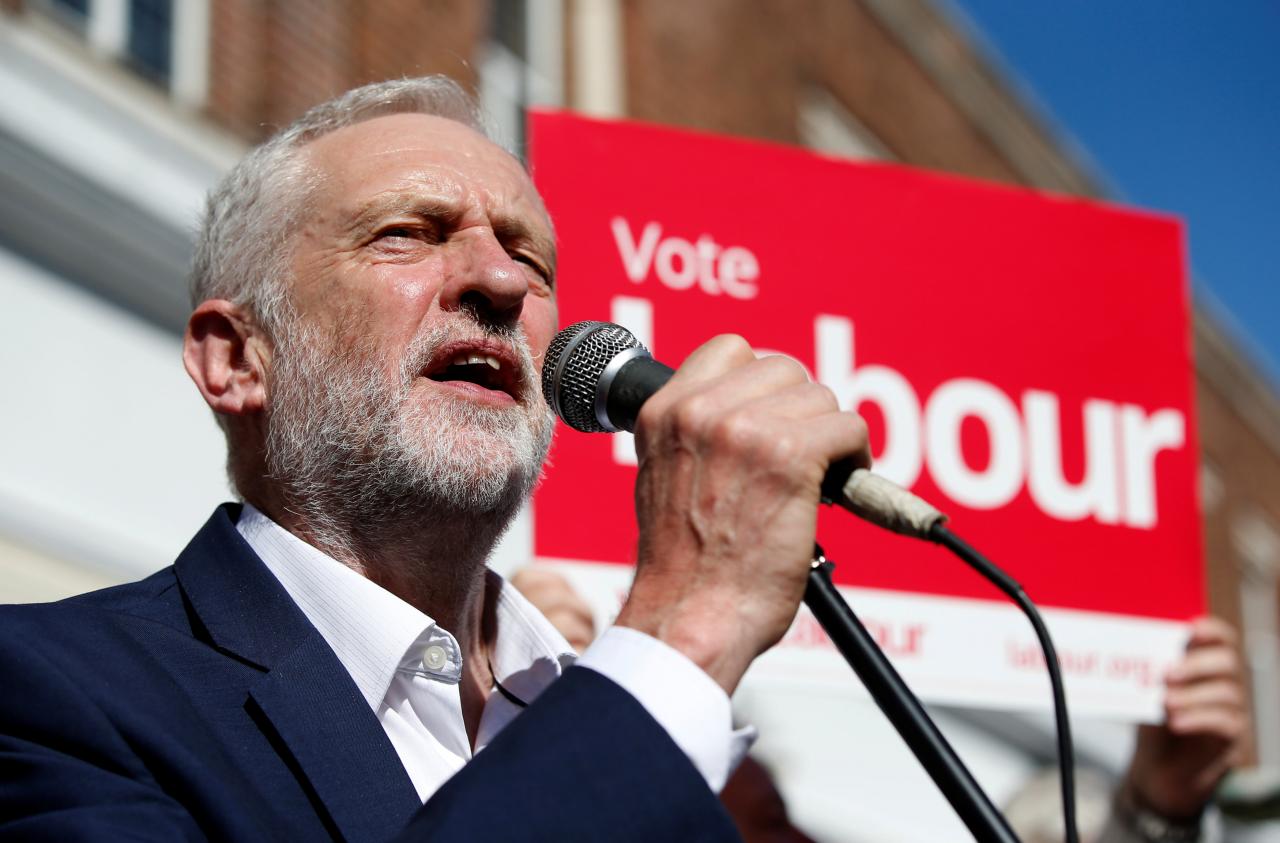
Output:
[945, 1, 1280, 384]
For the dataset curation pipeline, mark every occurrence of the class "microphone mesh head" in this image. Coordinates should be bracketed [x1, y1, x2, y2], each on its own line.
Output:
[543, 321, 646, 432]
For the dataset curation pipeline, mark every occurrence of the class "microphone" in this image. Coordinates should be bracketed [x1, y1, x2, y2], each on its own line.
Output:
[542, 320, 947, 540]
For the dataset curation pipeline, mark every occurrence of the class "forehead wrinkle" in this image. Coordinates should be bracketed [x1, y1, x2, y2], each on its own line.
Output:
[344, 184, 464, 233]
[307, 126, 554, 257]
[346, 177, 555, 262]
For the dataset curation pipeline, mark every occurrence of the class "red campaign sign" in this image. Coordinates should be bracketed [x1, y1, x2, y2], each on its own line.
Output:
[529, 111, 1203, 623]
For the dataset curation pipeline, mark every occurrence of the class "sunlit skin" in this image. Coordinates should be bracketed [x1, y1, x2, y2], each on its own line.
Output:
[292, 113, 558, 412]
[284, 115, 558, 743]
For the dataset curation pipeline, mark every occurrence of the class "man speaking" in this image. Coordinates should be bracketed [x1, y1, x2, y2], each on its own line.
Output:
[0, 77, 870, 840]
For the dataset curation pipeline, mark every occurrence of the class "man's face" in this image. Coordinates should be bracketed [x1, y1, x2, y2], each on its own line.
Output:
[265, 113, 558, 518]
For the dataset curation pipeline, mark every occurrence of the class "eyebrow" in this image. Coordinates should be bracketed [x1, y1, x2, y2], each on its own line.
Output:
[346, 190, 557, 273]
[345, 192, 462, 234]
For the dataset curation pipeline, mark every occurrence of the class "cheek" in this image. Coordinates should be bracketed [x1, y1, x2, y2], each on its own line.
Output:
[522, 298, 559, 364]
[385, 270, 438, 308]
[331, 266, 441, 353]
[362, 264, 443, 336]
[291, 246, 348, 312]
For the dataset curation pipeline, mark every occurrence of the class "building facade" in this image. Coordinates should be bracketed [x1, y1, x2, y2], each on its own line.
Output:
[2, 0, 1275, 838]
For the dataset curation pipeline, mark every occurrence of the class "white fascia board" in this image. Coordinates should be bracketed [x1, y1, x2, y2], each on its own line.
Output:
[86, 0, 128, 57]
[0, 17, 242, 233]
[570, 0, 625, 117]
[170, 0, 212, 110]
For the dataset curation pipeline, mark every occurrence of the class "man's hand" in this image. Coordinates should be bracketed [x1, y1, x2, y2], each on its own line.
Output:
[1124, 616, 1249, 821]
[613, 335, 870, 694]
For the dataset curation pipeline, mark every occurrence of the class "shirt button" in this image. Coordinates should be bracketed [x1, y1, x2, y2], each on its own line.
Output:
[423, 644, 448, 670]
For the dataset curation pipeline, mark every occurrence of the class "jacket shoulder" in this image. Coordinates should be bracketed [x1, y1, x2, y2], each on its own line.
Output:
[0, 503, 248, 641]
[0, 566, 191, 648]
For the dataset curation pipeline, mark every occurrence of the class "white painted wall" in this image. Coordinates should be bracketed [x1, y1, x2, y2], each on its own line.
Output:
[0, 247, 230, 588]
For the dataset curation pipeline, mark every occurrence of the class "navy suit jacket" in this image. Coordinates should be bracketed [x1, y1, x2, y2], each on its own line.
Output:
[0, 506, 739, 841]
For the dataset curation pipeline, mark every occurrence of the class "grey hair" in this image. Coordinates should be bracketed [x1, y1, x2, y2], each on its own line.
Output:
[189, 76, 492, 337]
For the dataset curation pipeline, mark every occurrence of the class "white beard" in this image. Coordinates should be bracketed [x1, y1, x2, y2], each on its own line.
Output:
[262, 316, 554, 555]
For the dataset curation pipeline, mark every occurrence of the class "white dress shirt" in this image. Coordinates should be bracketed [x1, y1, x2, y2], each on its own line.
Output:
[236, 504, 750, 802]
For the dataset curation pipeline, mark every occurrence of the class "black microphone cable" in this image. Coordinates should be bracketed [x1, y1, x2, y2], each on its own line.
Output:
[928, 523, 1078, 843]
[820, 460, 1079, 843]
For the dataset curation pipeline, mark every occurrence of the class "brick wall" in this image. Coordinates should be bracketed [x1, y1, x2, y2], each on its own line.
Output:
[1199, 378, 1280, 624]
[1196, 332, 1280, 765]
[621, 0, 1024, 184]
[206, 0, 485, 143]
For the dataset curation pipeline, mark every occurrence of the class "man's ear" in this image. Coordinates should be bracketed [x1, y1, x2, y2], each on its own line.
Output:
[183, 300, 270, 417]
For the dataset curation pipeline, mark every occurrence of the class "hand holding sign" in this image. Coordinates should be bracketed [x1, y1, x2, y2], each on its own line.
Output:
[1123, 616, 1249, 821]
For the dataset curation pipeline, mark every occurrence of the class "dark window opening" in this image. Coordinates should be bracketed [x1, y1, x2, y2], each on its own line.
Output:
[126, 0, 173, 84]
[491, 0, 528, 61]
[44, 0, 90, 32]
[488, 0, 531, 155]
[49, 0, 89, 15]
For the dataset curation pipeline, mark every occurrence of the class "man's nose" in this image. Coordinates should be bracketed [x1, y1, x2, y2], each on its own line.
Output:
[439, 229, 527, 326]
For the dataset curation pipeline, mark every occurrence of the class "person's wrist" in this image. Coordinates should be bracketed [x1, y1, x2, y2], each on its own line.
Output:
[1114, 780, 1203, 843]
[614, 599, 752, 695]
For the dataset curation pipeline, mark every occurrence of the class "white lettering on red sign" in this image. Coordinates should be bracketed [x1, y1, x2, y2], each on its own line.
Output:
[816, 315, 1185, 529]
[610, 217, 759, 299]
[607, 296, 1186, 529]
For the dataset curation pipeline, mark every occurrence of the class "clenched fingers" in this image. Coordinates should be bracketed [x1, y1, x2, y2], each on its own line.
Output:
[1166, 644, 1241, 686]
[1165, 706, 1249, 742]
[640, 344, 812, 431]
[1186, 616, 1238, 649]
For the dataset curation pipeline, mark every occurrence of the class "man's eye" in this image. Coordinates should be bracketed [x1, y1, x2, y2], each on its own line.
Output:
[376, 224, 440, 243]
[514, 254, 554, 288]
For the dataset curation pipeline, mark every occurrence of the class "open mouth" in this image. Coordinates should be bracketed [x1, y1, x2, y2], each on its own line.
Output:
[423, 342, 522, 403]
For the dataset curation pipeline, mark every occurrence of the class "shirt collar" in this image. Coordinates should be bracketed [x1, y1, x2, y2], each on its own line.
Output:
[235, 503, 575, 713]
[486, 573, 579, 705]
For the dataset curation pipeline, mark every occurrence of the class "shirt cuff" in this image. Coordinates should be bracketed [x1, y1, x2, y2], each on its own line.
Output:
[577, 625, 755, 792]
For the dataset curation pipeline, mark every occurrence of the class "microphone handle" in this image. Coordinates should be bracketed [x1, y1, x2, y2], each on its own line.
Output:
[824, 464, 947, 539]
[605, 358, 675, 433]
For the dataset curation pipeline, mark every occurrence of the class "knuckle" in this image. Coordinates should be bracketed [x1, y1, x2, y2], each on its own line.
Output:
[1210, 617, 1239, 645]
[759, 353, 809, 379]
[814, 382, 840, 410]
[710, 410, 759, 451]
[766, 432, 801, 466]
[672, 393, 717, 439]
[723, 416, 800, 467]
[709, 333, 756, 364]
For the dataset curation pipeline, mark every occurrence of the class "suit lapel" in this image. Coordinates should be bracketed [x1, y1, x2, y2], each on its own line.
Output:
[249, 634, 421, 843]
[176, 506, 420, 843]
